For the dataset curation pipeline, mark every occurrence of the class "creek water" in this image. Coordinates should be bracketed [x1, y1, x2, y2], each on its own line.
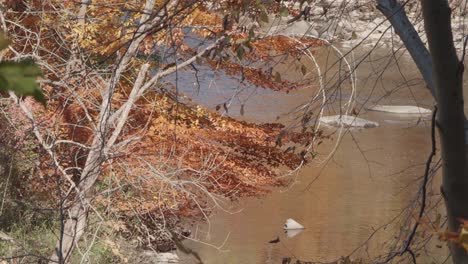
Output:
[172, 45, 468, 263]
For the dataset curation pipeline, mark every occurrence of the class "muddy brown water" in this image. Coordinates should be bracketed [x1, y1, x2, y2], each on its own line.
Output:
[171, 45, 468, 263]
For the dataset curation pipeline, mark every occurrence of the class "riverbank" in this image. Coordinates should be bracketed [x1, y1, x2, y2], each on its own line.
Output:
[1, 1, 456, 262]
[0, 92, 312, 263]
[176, 45, 445, 264]
[258, 0, 467, 49]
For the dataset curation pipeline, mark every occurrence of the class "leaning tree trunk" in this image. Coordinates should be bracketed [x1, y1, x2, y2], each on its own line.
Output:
[49, 1, 158, 262]
[421, 0, 468, 262]
[49, 147, 103, 263]
[376, 0, 435, 97]
[377, 0, 468, 262]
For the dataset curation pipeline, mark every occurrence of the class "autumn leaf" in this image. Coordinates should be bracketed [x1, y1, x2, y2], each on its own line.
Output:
[460, 227, 468, 251]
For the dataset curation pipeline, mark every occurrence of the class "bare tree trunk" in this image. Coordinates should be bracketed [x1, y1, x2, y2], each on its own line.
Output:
[77, 0, 91, 24]
[49, 148, 103, 263]
[421, 0, 468, 263]
[50, 203, 88, 263]
[376, 0, 468, 261]
[376, 0, 436, 97]
[48, 1, 186, 261]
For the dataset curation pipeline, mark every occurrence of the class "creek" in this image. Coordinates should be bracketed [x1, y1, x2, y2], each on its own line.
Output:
[171, 45, 468, 263]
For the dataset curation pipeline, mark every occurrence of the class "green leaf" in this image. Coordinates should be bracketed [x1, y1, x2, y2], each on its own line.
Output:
[0, 33, 9, 50]
[279, 6, 289, 17]
[236, 45, 245, 60]
[232, 10, 240, 23]
[234, 38, 248, 44]
[301, 65, 307, 75]
[225, 35, 232, 45]
[244, 40, 253, 51]
[435, 213, 441, 227]
[0, 32, 45, 105]
[249, 28, 255, 39]
[274, 72, 282, 82]
[0, 60, 45, 105]
[260, 10, 269, 23]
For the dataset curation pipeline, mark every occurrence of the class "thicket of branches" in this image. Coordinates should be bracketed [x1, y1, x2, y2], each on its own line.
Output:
[1, 0, 467, 263]
[0, 0, 331, 262]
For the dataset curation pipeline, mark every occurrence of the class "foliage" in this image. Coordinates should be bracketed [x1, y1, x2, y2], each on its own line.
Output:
[0, 217, 125, 263]
[0, 219, 57, 262]
[0, 34, 44, 104]
[438, 219, 468, 253]
[0, 0, 325, 260]
[2, 0, 320, 206]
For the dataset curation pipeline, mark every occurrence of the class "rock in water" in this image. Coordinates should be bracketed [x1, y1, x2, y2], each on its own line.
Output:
[155, 252, 179, 263]
[284, 20, 315, 36]
[285, 229, 304, 238]
[284, 218, 305, 230]
[269, 236, 280, 243]
[367, 105, 431, 114]
[319, 115, 379, 128]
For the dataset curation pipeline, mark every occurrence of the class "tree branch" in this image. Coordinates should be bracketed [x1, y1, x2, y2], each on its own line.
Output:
[376, 0, 436, 98]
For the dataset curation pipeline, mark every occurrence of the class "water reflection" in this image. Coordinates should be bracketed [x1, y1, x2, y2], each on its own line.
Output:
[285, 229, 303, 238]
[174, 46, 461, 263]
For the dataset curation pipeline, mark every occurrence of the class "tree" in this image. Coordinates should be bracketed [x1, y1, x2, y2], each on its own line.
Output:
[0, 1, 316, 263]
[376, 0, 468, 262]
[421, 1, 468, 262]
[6, 0, 467, 262]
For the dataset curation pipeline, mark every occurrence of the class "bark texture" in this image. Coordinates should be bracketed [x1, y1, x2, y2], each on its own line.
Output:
[49, 147, 103, 263]
[421, 0, 468, 263]
[377, 0, 468, 262]
[77, 0, 91, 24]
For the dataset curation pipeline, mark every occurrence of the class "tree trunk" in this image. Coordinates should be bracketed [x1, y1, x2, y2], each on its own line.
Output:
[421, 0, 468, 263]
[49, 1, 160, 262]
[376, 0, 436, 97]
[377, 0, 468, 261]
[49, 203, 88, 263]
[77, 0, 91, 24]
[49, 148, 102, 263]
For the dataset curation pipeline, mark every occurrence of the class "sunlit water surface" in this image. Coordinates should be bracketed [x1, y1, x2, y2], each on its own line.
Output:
[167, 45, 468, 263]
